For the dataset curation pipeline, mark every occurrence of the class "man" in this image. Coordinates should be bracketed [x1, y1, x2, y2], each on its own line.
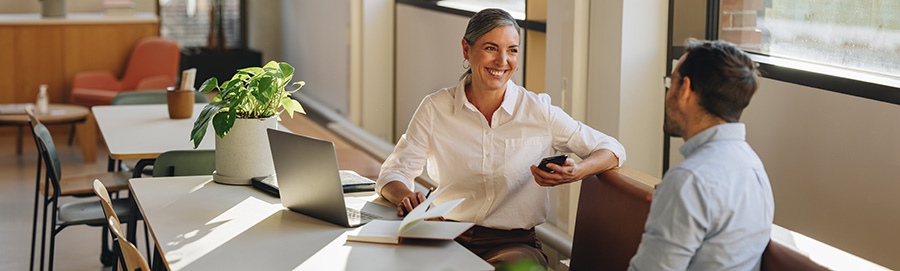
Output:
[628, 40, 774, 270]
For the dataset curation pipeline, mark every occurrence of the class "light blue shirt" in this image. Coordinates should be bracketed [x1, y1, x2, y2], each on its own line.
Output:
[628, 123, 774, 271]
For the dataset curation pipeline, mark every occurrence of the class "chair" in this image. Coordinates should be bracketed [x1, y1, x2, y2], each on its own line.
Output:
[151, 150, 217, 177]
[569, 170, 653, 271]
[95, 179, 156, 271]
[70, 37, 180, 107]
[568, 169, 827, 271]
[29, 109, 130, 270]
[108, 216, 151, 271]
[110, 90, 210, 106]
[27, 107, 134, 271]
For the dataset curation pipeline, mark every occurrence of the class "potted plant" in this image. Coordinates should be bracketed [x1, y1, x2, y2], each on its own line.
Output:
[190, 60, 305, 185]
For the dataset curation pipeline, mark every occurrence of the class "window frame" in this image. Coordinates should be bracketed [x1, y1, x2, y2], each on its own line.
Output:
[705, 0, 900, 106]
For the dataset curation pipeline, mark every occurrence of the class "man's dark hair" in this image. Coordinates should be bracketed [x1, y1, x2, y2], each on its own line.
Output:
[678, 39, 759, 122]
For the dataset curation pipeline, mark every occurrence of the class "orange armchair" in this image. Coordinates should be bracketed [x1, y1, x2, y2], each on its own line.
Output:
[70, 37, 180, 107]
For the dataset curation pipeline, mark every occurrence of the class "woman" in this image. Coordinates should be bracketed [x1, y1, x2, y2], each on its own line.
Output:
[376, 8, 626, 268]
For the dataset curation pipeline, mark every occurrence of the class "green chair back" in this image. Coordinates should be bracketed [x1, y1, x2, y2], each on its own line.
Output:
[111, 90, 209, 105]
[152, 150, 217, 177]
[31, 122, 62, 190]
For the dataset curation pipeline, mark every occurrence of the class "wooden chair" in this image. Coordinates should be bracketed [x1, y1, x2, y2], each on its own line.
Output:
[108, 216, 152, 271]
[26, 107, 134, 271]
[70, 37, 180, 107]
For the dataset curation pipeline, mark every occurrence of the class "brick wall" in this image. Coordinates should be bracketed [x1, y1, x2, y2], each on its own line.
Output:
[720, 0, 763, 51]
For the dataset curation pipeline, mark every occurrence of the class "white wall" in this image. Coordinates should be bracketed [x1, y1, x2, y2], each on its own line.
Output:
[394, 4, 524, 141]
[248, 0, 282, 62]
[358, 0, 394, 142]
[279, 0, 350, 116]
[587, 0, 668, 178]
[740, 78, 900, 269]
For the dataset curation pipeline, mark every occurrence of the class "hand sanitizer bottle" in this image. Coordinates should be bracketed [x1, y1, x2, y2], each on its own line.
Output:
[37, 84, 49, 114]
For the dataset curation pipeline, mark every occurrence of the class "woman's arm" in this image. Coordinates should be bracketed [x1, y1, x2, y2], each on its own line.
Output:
[530, 149, 619, 186]
[380, 181, 427, 216]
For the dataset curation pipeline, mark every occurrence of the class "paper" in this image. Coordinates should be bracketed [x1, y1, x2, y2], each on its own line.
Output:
[346, 185, 474, 244]
[180, 68, 197, 90]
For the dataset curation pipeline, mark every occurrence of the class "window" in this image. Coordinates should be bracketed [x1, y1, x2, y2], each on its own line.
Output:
[719, 0, 900, 81]
[435, 0, 526, 20]
[159, 0, 244, 49]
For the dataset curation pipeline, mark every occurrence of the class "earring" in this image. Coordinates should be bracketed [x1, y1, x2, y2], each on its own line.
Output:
[462, 59, 470, 69]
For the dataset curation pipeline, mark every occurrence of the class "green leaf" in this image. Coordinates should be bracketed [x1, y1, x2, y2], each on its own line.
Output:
[198, 77, 218, 93]
[239, 67, 264, 76]
[263, 61, 279, 71]
[279, 62, 294, 78]
[281, 96, 305, 118]
[232, 71, 251, 80]
[190, 102, 226, 148]
[287, 81, 306, 94]
[212, 110, 237, 138]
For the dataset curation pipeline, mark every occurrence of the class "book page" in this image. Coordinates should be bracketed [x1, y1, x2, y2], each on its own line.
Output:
[399, 184, 456, 229]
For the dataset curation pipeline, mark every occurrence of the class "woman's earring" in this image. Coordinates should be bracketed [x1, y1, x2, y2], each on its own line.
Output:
[462, 59, 470, 69]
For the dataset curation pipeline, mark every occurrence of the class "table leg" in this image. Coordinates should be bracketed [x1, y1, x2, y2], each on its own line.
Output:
[77, 113, 97, 163]
[127, 158, 155, 243]
[16, 125, 23, 155]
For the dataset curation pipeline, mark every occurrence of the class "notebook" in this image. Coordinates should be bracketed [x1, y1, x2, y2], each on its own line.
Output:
[267, 128, 381, 227]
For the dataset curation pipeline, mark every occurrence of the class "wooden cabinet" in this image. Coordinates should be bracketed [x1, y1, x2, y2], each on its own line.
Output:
[0, 13, 159, 104]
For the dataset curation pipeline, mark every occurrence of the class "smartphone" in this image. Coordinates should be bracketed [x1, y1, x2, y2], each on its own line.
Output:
[538, 154, 568, 173]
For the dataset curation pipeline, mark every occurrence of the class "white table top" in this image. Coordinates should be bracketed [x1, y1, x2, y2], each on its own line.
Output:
[93, 104, 215, 160]
[130, 176, 492, 271]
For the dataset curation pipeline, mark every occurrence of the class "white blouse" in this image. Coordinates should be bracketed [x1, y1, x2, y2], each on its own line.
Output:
[377, 79, 626, 230]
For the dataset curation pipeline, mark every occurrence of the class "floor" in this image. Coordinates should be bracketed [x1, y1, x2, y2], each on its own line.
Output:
[0, 126, 148, 271]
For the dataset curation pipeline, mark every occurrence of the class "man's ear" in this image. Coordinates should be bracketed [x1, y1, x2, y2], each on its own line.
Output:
[461, 39, 470, 60]
[676, 76, 695, 105]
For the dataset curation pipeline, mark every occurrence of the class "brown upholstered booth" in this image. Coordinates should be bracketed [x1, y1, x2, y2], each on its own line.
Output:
[568, 168, 827, 271]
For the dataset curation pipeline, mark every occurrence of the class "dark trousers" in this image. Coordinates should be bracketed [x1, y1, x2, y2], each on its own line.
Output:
[455, 225, 549, 269]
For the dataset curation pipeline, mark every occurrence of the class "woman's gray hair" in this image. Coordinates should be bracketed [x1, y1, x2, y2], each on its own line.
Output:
[461, 8, 520, 81]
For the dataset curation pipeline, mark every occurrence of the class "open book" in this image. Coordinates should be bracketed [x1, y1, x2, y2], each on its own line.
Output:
[346, 185, 474, 244]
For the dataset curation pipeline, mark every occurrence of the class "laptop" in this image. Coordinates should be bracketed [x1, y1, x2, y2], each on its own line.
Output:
[267, 128, 381, 227]
[251, 170, 376, 197]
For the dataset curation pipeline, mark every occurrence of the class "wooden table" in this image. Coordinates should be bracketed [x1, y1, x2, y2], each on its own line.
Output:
[0, 103, 96, 162]
[130, 176, 492, 271]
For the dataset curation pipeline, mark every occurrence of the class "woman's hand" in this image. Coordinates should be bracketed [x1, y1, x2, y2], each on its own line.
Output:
[531, 149, 619, 187]
[396, 191, 426, 216]
[530, 158, 580, 186]
[380, 181, 426, 216]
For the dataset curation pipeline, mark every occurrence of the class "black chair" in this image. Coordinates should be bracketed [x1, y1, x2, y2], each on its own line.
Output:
[27, 108, 134, 271]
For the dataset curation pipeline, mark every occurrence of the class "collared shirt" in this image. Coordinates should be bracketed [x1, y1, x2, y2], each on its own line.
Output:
[377, 78, 626, 230]
[629, 123, 774, 271]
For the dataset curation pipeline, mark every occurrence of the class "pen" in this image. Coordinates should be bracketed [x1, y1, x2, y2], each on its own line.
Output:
[426, 187, 434, 198]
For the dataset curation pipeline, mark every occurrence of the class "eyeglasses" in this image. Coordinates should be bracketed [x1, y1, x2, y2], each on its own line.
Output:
[664, 75, 681, 89]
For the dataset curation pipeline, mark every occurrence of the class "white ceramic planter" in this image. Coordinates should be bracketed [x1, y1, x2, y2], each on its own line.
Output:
[212, 117, 278, 185]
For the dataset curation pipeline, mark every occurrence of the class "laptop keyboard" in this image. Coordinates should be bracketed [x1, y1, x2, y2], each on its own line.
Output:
[347, 207, 380, 225]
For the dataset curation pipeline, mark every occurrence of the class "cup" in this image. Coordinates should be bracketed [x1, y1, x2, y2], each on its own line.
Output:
[166, 87, 195, 119]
